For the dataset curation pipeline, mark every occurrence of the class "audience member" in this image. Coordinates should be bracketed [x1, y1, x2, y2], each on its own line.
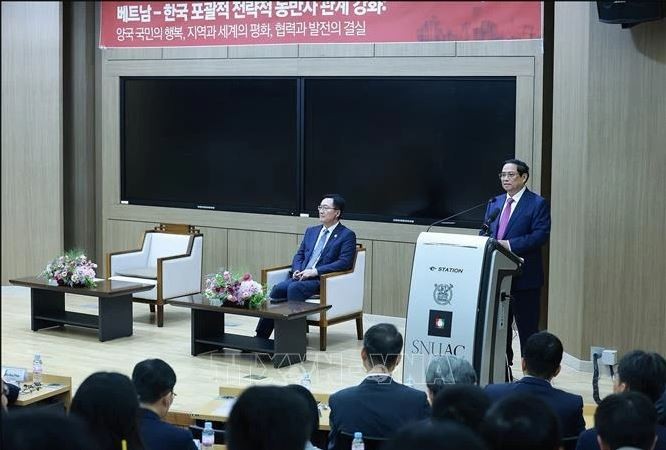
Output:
[657, 389, 666, 425]
[577, 350, 666, 450]
[286, 384, 322, 450]
[70, 371, 145, 450]
[132, 359, 197, 450]
[595, 392, 657, 450]
[432, 384, 490, 431]
[327, 323, 430, 450]
[226, 385, 312, 450]
[2, 379, 19, 414]
[384, 420, 488, 450]
[480, 394, 561, 450]
[2, 410, 96, 450]
[425, 355, 477, 402]
[485, 331, 585, 440]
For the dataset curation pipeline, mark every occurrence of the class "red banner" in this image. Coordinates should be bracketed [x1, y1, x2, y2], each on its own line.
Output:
[99, 1, 542, 49]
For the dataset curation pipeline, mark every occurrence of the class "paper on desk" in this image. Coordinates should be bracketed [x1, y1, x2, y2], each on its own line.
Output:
[212, 398, 237, 417]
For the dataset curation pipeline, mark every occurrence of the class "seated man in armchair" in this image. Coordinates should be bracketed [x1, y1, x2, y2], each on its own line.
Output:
[256, 194, 356, 339]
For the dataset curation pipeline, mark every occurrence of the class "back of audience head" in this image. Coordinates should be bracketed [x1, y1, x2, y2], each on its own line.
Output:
[432, 384, 490, 431]
[384, 420, 488, 450]
[132, 358, 177, 417]
[426, 355, 477, 400]
[2, 410, 97, 450]
[285, 384, 320, 443]
[70, 371, 144, 450]
[227, 385, 311, 450]
[480, 394, 561, 450]
[522, 331, 563, 380]
[595, 391, 657, 450]
[615, 350, 666, 403]
[362, 323, 403, 372]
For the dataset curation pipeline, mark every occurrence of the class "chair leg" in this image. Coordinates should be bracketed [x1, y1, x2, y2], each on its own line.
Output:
[319, 327, 327, 351]
[355, 315, 364, 340]
[149, 304, 155, 313]
[157, 305, 164, 327]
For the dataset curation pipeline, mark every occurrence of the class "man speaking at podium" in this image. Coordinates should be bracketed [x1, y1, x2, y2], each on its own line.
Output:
[483, 158, 551, 371]
[256, 194, 357, 339]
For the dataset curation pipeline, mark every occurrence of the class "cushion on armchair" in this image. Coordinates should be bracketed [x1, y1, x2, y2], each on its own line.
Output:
[113, 266, 157, 279]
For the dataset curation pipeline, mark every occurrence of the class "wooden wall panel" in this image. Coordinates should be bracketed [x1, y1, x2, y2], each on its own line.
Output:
[199, 226, 228, 278]
[227, 230, 298, 278]
[371, 241, 415, 317]
[97, 37, 543, 318]
[1, 2, 63, 283]
[550, 2, 666, 358]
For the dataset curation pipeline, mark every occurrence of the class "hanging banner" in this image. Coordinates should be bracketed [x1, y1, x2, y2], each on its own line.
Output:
[99, 1, 542, 48]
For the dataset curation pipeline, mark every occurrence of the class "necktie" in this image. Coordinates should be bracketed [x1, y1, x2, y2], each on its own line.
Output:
[496, 198, 514, 240]
[305, 229, 329, 269]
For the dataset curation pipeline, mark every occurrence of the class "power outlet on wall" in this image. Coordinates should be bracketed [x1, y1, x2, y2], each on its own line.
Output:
[591, 346, 605, 361]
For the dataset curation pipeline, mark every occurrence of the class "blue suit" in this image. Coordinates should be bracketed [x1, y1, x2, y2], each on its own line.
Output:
[138, 409, 197, 450]
[256, 223, 356, 338]
[485, 376, 585, 439]
[576, 425, 666, 450]
[483, 188, 551, 358]
[328, 376, 431, 450]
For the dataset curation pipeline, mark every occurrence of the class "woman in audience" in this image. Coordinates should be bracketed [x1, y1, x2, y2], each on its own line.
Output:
[227, 385, 311, 450]
[70, 371, 144, 450]
[2, 410, 96, 450]
[286, 384, 323, 450]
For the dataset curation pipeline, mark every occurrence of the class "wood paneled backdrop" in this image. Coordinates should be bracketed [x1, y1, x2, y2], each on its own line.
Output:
[550, 2, 666, 359]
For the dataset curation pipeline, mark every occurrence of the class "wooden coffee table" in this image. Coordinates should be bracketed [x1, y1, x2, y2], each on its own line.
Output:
[169, 294, 331, 368]
[9, 277, 154, 342]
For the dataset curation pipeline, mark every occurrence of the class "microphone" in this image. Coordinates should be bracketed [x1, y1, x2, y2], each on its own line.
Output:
[426, 198, 494, 232]
[481, 202, 501, 236]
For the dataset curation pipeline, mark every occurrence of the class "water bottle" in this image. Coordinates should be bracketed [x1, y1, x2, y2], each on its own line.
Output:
[351, 431, 364, 450]
[32, 353, 43, 387]
[300, 372, 312, 390]
[201, 422, 214, 450]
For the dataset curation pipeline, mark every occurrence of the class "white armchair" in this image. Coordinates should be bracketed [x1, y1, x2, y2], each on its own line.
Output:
[106, 223, 203, 327]
[262, 245, 366, 351]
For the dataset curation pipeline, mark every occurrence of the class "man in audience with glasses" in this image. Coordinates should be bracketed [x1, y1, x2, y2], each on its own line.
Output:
[482, 158, 551, 378]
[132, 358, 197, 450]
[256, 193, 356, 339]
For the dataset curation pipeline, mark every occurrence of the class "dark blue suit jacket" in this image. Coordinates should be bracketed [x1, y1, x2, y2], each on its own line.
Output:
[483, 189, 551, 290]
[328, 376, 431, 450]
[138, 409, 197, 450]
[576, 425, 666, 450]
[292, 223, 356, 275]
[485, 376, 585, 438]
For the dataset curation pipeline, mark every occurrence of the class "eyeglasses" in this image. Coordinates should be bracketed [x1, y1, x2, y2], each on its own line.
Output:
[171, 390, 177, 397]
[498, 172, 520, 179]
[317, 205, 338, 212]
[20, 383, 42, 394]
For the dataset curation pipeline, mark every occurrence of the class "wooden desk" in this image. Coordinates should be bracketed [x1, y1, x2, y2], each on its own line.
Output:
[10, 277, 153, 342]
[14, 373, 72, 409]
[181, 386, 330, 431]
[169, 294, 331, 368]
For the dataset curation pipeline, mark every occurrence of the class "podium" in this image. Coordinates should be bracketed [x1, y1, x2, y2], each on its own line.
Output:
[402, 232, 522, 388]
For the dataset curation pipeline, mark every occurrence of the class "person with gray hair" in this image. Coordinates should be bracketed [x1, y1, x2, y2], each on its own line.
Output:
[425, 356, 477, 403]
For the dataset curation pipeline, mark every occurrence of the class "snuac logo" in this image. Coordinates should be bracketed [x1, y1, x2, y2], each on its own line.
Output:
[429, 266, 463, 273]
[433, 283, 453, 306]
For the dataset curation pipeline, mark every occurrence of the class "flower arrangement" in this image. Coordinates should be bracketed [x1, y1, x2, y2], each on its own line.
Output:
[42, 250, 98, 288]
[203, 270, 267, 309]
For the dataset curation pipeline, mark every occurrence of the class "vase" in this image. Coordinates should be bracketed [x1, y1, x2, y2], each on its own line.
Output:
[222, 300, 248, 309]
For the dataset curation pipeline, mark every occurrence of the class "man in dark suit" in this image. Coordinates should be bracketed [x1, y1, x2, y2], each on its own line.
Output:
[132, 359, 197, 450]
[256, 193, 356, 339]
[485, 331, 585, 440]
[327, 323, 431, 450]
[576, 350, 666, 450]
[483, 158, 551, 366]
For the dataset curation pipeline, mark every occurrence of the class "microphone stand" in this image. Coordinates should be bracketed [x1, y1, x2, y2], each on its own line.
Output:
[425, 200, 493, 232]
